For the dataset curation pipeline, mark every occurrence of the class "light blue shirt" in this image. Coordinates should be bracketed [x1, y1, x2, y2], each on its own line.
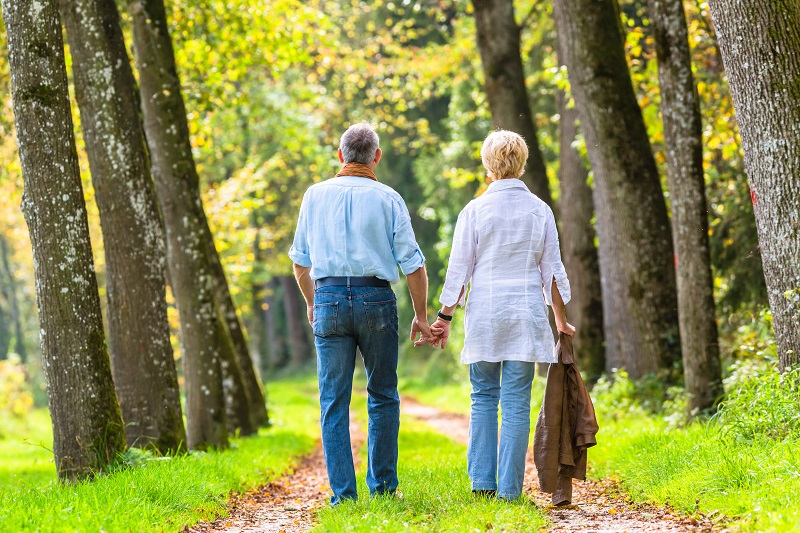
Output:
[288, 176, 425, 283]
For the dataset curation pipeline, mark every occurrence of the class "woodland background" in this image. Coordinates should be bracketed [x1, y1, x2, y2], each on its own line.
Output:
[0, 0, 798, 530]
[0, 0, 772, 392]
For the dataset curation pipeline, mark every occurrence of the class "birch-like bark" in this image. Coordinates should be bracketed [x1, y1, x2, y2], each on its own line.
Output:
[708, 0, 800, 371]
[471, 0, 553, 206]
[126, 0, 267, 432]
[648, 0, 723, 411]
[59, 0, 187, 451]
[556, 43, 605, 380]
[2, 0, 125, 480]
[126, 0, 228, 448]
[552, 0, 682, 378]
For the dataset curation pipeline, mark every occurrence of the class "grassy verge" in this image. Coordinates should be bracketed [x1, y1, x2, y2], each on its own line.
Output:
[590, 415, 800, 532]
[313, 388, 549, 532]
[588, 364, 800, 532]
[0, 377, 321, 533]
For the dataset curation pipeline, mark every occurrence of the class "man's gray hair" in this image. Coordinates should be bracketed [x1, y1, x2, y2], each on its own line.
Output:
[339, 123, 380, 164]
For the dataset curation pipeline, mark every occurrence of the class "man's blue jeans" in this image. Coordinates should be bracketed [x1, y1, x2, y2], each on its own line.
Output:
[313, 285, 400, 506]
[468, 360, 536, 500]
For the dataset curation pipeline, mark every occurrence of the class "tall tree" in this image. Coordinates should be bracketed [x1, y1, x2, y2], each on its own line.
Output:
[552, 0, 681, 378]
[280, 275, 313, 366]
[215, 310, 257, 435]
[59, 0, 187, 452]
[205, 219, 269, 427]
[126, 0, 268, 430]
[556, 43, 605, 380]
[0, 236, 26, 362]
[126, 0, 228, 448]
[265, 278, 287, 371]
[648, 0, 723, 410]
[708, 0, 800, 372]
[471, 0, 553, 206]
[1, 0, 125, 480]
[0, 287, 9, 358]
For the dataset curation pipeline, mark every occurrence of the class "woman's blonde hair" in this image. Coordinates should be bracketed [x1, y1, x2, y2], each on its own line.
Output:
[480, 130, 528, 180]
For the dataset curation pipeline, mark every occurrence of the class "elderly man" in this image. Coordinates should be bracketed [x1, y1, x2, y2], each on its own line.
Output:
[289, 123, 431, 505]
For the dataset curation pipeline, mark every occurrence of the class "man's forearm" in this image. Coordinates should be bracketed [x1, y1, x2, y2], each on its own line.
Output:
[293, 263, 315, 307]
[551, 280, 568, 327]
[406, 265, 429, 318]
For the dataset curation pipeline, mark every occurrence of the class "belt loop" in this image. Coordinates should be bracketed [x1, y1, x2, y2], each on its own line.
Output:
[346, 276, 351, 288]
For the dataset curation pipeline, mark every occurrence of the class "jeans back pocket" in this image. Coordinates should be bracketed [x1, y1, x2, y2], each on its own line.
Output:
[313, 302, 338, 337]
[364, 299, 396, 333]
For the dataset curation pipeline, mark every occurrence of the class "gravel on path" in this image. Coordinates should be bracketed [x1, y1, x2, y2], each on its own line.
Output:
[186, 417, 364, 533]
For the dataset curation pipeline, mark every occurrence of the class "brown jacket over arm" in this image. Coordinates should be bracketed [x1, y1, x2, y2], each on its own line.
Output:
[533, 333, 599, 505]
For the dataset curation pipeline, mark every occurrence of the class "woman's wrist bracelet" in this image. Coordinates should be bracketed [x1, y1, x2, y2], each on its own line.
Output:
[437, 310, 453, 322]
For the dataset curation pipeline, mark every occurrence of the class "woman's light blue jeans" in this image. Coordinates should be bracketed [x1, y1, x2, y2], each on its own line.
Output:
[468, 360, 536, 500]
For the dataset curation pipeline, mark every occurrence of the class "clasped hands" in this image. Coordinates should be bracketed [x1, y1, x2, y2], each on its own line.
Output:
[410, 315, 451, 349]
[410, 315, 577, 349]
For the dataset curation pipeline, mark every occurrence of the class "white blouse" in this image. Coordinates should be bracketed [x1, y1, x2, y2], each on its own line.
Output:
[439, 178, 571, 364]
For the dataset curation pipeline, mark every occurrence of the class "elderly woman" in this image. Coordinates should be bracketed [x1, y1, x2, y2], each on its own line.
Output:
[428, 130, 574, 501]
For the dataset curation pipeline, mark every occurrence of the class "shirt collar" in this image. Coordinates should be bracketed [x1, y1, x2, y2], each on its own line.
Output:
[485, 178, 530, 194]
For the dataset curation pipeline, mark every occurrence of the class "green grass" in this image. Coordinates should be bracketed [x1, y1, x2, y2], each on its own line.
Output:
[587, 362, 800, 532]
[590, 411, 800, 532]
[0, 377, 321, 533]
[399, 377, 472, 415]
[0, 408, 55, 488]
[313, 389, 549, 532]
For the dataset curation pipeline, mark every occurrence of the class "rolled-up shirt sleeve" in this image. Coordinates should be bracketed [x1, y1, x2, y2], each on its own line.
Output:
[288, 192, 312, 267]
[440, 206, 476, 307]
[392, 198, 426, 275]
[539, 208, 571, 306]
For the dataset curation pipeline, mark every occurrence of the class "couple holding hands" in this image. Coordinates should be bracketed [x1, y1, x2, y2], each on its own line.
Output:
[289, 123, 573, 506]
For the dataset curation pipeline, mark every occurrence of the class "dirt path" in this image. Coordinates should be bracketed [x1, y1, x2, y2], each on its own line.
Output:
[186, 417, 364, 533]
[402, 397, 722, 533]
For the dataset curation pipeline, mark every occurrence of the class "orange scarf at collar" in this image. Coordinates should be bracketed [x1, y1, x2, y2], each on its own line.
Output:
[335, 162, 378, 181]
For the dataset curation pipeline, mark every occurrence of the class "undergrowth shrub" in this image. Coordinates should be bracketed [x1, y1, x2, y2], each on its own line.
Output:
[590, 368, 685, 423]
[716, 361, 800, 442]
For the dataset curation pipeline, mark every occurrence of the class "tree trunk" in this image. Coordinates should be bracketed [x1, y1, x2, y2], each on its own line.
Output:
[649, 0, 723, 411]
[552, 0, 682, 378]
[59, 0, 187, 452]
[204, 217, 269, 427]
[470, 0, 553, 206]
[708, 0, 800, 372]
[250, 228, 272, 391]
[265, 277, 286, 370]
[280, 275, 312, 366]
[556, 44, 606, 381]
[126, 0, 228, 449]
[0, 238, 27, 363]
[1, 0, 126, 480]
[125, 0, 267, 432]
[0, 295, 9, 359]
[250, 278, 268, 376]
[216, 309, 257, 436]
